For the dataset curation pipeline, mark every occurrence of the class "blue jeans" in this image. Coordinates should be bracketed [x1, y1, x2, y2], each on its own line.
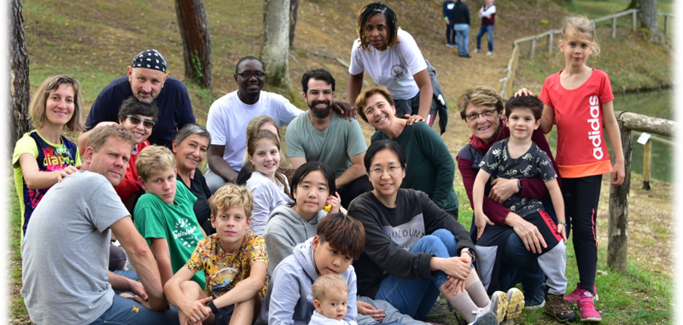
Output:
[90, 270, 179, 325]
[453, 24, 470, 56]
[375, 229, 458, 320]
[476, 25, 494, 52]
[446, 22, 456, 45]
[498, 234, 545, 297]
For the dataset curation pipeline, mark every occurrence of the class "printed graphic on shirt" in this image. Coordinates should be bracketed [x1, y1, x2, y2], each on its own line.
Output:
[391, 64, 407, 79]
[382, 214, 426, 250]
[21, 132, 79, 233]
[186, 232, 269, 298]
[587, 95, 604, 160]
[479, 139, 556, 217]
[173, 217, 201, 248]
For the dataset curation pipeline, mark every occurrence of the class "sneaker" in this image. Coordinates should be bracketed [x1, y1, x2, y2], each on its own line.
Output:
[487, 290, 509, 323]
[469, 311, 498, 325]
[459, 54, 472, 58]
[474, 48, 481, 53]
[577, 290, 602, 322]
[486, 51, 494, 55]
[565, 282, 599, 303]
[524, 284, 546, 310]
[544, 294, 577, 323]
[505, 288, 525, 321]
[447, 43, 457, 48]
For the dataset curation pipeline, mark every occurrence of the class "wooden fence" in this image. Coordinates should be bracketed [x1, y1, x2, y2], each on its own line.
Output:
[607, 111, 676, 272]
[499, 9, 673, 98]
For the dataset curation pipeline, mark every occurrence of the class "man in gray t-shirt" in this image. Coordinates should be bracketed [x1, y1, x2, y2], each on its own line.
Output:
[21, 125, 178, 325]
[287, 69, 369, 208]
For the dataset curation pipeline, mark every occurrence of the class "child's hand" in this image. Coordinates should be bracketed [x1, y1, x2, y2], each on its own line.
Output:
[475, 211, 494, 240]
[180, 297, 212, 325]
[325, 192, 342, 214]
[611, 160, 625, 186]
[557, 223, 567, 244]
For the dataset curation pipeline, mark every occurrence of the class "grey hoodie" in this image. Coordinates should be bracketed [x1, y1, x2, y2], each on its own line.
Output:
[255, 237, 358, 325]
[264, 205, 327, 274]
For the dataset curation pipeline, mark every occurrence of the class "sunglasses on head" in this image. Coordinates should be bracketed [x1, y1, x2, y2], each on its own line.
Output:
[126, 115, 156, 129]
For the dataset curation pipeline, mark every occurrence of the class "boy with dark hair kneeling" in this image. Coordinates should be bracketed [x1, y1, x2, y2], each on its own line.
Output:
[164, 184, 268, 325]
[256, 213, 365, 325]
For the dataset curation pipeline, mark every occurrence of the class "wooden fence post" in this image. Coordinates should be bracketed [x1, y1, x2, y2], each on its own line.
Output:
[632, 10, 637, 32]
[643, 140, 651, 190]
[530, 38, 536, 59]
[548, 33, 553, 53]
[612, 17, 617, 39]
[664, 15, 669, 35]
[607, 118, 633, 272]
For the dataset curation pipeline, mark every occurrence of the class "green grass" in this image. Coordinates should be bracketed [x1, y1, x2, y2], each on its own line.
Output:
[450, 184, 674, 324]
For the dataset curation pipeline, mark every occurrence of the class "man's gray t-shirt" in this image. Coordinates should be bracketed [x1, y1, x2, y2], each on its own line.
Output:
[21, 171, 130, 325]
[479, 139, 557, 217]
[285, 111, 367, 178]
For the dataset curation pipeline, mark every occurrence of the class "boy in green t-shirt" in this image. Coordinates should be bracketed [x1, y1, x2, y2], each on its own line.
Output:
[134, 145, 206, 289]
[164, 184, 268, 325]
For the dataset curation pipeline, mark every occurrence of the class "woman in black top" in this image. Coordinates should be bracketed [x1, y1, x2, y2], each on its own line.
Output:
[347, 140, 506, 324]
[172, 123, 214, 235]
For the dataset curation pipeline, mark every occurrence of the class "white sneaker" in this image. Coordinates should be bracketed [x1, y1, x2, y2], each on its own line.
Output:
[474, 49, 481, 53]
[486, 51, 493, 55]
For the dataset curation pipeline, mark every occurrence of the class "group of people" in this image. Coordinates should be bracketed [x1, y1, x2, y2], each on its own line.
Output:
[16, 2, 623, 324]
[443, 0, 496, 57]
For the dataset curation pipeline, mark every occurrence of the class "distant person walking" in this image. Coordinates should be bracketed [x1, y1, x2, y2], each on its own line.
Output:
[475, 0, 496, 55]
[443, 0, 457, 48]
[452, 0, 471, 58]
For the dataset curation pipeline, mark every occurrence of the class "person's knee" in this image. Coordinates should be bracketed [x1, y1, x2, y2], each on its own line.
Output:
[432, 229, 457, 247]
[179, 280, 204, 296]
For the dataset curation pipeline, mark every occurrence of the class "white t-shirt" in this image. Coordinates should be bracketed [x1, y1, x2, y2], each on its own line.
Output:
[349, 29, 427, 100]
[206, 91, 303, 172]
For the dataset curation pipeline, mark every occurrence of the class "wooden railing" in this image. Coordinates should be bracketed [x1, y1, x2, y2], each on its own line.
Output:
[607, 111, 676, 272]
[499, 10, 673, 98]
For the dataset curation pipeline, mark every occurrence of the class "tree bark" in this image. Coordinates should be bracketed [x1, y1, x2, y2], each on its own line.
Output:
[10, 0, 32, 158]
[174, 0, 212, 89]
[607, 119, 633, 272]
[261, 0, 291, 91]
[289, 0, 299, 49]
[641, 0, 666, 44]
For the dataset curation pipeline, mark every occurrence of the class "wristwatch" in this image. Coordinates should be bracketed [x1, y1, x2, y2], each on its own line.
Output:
[206, 300, 223, 319]
[517, 179, 523, 192]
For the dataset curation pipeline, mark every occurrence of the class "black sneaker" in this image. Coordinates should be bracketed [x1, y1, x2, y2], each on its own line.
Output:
[460, 54, 472, 58]
[544, 294, 577, 323]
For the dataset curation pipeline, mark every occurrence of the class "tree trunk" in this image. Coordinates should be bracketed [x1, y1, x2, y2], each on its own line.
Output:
[641, 0, 666, 44]
[261, 0, 291, 91]
[174, 0, 212, 89]
[10, 0, 32, 158]
[289, 0, 299, 49]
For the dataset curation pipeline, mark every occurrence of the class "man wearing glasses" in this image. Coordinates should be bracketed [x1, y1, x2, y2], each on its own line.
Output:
[286, 69, 368, 208]
[204, 56, 304, 192]
[82, 49, 196, 149]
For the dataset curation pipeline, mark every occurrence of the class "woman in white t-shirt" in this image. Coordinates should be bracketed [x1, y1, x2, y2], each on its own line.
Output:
[347, 2, 434, 123]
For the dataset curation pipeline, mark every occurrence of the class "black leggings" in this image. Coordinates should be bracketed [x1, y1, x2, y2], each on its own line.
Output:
[563, 175, 601, 293]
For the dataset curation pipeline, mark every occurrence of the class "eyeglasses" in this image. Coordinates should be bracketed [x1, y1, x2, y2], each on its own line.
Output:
[237, 71, 265, 79]
[465, 109, 497, 122]
[126, 115, 156, 129]
[307, 90, 334, 96]
[369, 165, 401, 177]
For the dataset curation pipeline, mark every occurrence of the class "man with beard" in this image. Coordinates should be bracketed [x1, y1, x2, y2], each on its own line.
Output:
[205, 56, 304, 192]
[286, 69, 369, 208]
[81, 49, 195, 149]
